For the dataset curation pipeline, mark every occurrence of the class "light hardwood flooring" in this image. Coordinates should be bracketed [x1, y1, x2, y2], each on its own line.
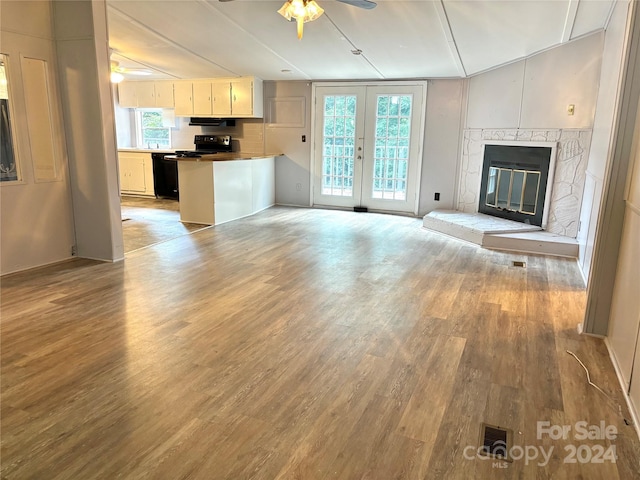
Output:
[2, 207, 639, 479]
[121, 196, 209, 253]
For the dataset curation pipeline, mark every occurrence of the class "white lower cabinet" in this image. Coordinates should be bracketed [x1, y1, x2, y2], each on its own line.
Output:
[118, 152, 154, 196]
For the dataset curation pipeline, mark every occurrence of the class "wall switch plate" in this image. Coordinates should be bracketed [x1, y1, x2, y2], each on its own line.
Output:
[567, 104, 575, 116]
[302, 135, 306, 142]
[434, 192, 440, 201]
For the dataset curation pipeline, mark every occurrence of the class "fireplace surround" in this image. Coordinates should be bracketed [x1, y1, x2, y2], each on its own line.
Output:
[457, 129, 591, 238]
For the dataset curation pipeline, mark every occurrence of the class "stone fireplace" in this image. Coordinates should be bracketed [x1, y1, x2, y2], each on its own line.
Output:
[457, 129, 591, 237]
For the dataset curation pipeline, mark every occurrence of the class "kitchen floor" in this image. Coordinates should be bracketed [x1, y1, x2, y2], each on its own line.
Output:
[121, 196, 209, 252]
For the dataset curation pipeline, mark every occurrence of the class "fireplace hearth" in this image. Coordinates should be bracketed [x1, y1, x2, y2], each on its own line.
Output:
[478, 141, 557, 228]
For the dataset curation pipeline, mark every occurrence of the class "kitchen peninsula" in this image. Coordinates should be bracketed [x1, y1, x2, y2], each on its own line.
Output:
[168, 152, 278, 226]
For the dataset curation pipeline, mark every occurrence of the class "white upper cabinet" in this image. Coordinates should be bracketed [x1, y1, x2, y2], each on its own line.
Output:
[154, 81, 174, 108]
[174, 81, 193, 116]
[231, 78, 254, 117]
[212, 80, 231, 116]
[192, 81, 212, 116]
[117, 82, 138, 108]
[211, 77, 263, 118]
[118, 81, 175, 108]
[119, 77, 263, 118]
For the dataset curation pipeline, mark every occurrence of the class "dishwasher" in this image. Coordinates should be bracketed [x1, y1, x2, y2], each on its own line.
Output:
[151, 152, 179, 200]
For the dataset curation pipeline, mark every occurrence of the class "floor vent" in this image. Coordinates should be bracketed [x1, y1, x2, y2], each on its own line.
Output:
[479, 423, 513, 462]
[512, 261, 526, 268]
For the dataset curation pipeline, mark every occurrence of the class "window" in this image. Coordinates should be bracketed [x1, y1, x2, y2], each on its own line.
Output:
[136, 109, 170, 149]
[0, 54, 20, 182]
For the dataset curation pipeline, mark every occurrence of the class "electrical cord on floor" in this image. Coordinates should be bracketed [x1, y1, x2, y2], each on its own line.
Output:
[565, 350, 633, 426]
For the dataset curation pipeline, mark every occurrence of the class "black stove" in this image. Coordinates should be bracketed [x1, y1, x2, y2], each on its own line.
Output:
[174, 135, 232, 158]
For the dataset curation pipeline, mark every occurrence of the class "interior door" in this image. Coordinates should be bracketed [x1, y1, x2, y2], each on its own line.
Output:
[313, 84, 425, 213]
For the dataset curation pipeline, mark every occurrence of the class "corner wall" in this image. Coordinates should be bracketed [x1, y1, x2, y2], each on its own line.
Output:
[460, 33, 604, 240]
[0, 1, 76, 274]
[54, 0, 123, 262]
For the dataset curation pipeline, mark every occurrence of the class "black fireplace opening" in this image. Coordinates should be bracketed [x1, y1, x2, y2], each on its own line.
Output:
[478, 145, 552, 227]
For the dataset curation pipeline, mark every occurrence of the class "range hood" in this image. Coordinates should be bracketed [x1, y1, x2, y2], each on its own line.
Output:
[189, 117, 236, 127]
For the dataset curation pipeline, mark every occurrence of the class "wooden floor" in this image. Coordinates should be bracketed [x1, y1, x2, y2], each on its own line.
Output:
[121, 196, 208, 253]
[2, 207, 639, 479]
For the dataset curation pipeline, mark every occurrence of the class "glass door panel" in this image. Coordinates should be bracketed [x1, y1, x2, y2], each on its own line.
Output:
[322, 95, 356, 197]
[362, 85, 424, 213]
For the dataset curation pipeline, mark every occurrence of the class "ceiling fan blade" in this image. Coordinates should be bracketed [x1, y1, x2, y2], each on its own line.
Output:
[336, 0, 377, 9]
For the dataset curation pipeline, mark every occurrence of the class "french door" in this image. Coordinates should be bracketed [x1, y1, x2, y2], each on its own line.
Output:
[312, 83, 426, 214]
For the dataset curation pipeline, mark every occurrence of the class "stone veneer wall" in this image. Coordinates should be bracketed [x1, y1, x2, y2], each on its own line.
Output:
[457, 129, 592, 238]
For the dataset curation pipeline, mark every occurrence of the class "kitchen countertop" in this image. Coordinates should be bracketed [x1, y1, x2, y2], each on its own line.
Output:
[118, 148, 178, 154]
[166, 152, 282, 162]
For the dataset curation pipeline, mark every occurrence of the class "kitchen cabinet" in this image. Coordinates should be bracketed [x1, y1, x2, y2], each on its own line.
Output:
[117, 81, 175, 108]
[212, 80, 231, 116]
[172, 76, 263, 118]
[231, 78, 257, 117]
[192, 81, 212, 116]
[153, 81, 175, 108]
[118, 151, 154, 196]
[117, 82, 138, 108]
[174, 81, 193, 116]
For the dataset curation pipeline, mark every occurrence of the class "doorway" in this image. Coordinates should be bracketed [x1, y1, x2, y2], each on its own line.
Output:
[312, 83, 427, 214]
[120, 196, 208, 253]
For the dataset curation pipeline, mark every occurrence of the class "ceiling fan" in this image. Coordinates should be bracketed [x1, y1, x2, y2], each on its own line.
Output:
[219, 0, 376, 7]
[110, 60, 152, 83]
[218, 0, 377, 39]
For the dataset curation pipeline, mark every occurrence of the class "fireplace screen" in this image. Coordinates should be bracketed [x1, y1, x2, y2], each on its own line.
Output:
[485, 167, 541, 215]
[478, 144, 552, 227]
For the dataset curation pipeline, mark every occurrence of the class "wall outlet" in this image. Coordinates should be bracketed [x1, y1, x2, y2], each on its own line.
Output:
[302, 135, 306, 142]
[434, 192, 440, 201]
[567, 104, 575, 116]
[71, 245, 77, 256]
[296, 183, 302, 191]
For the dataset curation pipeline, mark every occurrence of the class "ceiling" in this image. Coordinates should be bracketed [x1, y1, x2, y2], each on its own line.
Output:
[106, 0, 616, 81]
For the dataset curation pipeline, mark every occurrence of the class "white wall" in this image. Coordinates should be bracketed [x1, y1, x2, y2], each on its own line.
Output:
[606, 85, 640, 436]
[466, 32, 603, 129]
[578, 0, 631, 282]
[0, 1, 75, 274]
[264, 81, 313, 207]
[419, 79, 465, 214]
[265, 79, 465, 213]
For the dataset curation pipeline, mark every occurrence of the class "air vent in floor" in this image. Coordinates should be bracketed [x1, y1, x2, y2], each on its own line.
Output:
[479, 423, 513, 462]
[512, 261, 526, 268]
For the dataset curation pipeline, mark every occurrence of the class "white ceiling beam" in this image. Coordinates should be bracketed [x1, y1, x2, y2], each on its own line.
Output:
[107, 4, 238, 77]
[435, 0, 467, 78]
[562, 0, 580, 42]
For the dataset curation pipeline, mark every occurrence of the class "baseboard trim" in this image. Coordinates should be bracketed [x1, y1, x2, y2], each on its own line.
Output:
[604, 337, 640, 441]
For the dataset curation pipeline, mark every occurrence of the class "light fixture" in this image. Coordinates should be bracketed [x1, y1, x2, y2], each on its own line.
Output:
[110, 60, 124, 83]
[110, 71, 124, 83]
[277, 0, 324, 40]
